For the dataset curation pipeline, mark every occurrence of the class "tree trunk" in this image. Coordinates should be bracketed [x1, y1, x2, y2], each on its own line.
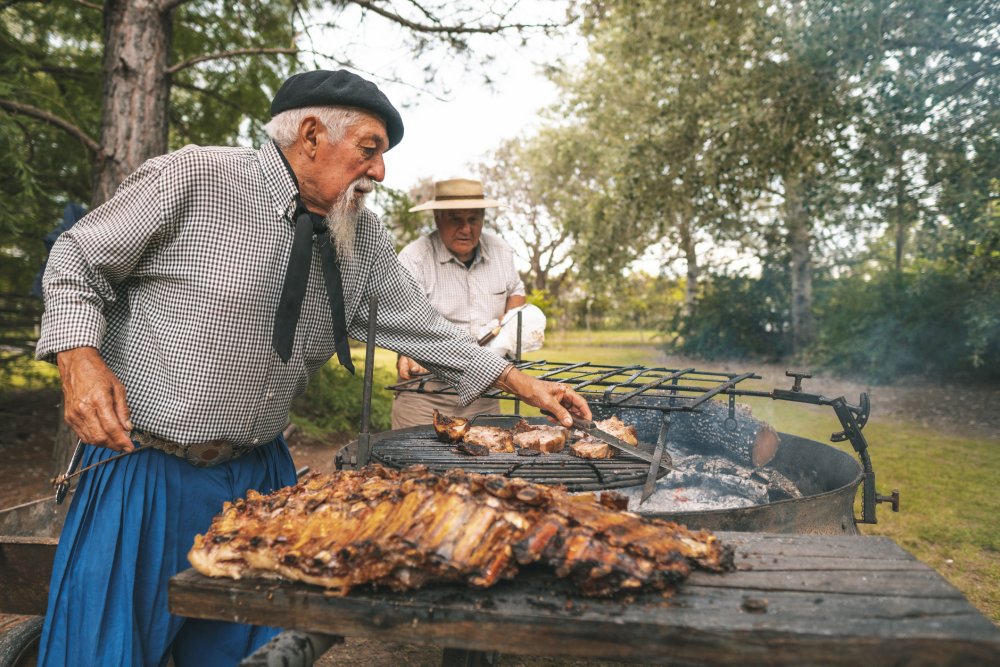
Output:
[91, 0, 173, 206]
[785, 173, 814, 355]
[677, 215, 699, 318]
[56, 0, 174, 470]
[893, 152, 908, 274]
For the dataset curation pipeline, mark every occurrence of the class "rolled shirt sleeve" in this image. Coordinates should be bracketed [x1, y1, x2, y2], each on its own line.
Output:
[37, 157, 174, 362]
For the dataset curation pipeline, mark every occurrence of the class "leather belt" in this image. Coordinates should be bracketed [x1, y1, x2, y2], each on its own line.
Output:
[132, 430, 258, 467]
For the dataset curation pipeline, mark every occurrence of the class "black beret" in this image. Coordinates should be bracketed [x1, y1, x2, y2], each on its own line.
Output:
[270, 70, 404, 149]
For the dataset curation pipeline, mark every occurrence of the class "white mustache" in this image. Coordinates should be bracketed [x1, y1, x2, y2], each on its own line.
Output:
[352, 178, 375, 195]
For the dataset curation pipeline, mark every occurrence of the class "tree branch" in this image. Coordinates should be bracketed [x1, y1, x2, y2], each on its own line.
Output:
[0, 98, 99, 154]
[349, 0, 555, 35]
[170, 79, 247, 113]
[160, 0, 194, 11]
[166, 47, 299, 75]
[73, 0, 101, 10]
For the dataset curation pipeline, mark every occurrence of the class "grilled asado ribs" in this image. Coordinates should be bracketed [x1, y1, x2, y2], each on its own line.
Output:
[189, 464, 734, 597]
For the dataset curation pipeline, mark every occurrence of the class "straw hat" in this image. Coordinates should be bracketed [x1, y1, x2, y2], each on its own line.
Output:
[408, 179, 504, 211]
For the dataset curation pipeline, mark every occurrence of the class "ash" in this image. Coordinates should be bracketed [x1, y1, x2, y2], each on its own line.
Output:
[610, 451, 803, 513]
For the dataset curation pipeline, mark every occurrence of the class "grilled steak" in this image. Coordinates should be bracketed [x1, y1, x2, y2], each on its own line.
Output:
[433, 409, 470, 443]
[189, 465, 734, 597]
[512, 422, 568, 454]
[464, 425, 515, 453]
[594, 415, 638, 446]
[569, 436, 615, 460]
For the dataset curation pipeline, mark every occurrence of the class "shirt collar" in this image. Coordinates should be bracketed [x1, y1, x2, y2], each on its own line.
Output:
[259, 140, 299, 223]
[430, 230, 490, 266]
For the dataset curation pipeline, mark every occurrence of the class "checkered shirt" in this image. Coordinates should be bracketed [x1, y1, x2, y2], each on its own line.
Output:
[397, 230, 525, 338]
[36, 141, 509, 447]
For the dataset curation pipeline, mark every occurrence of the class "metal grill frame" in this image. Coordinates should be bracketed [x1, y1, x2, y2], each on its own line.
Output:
[383, 360, 891, 524]
[368, 416, 670, 492]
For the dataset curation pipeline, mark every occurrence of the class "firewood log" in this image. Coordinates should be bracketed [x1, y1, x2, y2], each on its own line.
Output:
[665, 401, 779, 467]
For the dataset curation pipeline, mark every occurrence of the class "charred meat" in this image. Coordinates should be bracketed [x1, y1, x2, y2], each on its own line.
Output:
[189, 465, 734, 597]
[433, 409, 470, 443]
[455, 441, 490, 457]
[464, 426, 515, 453]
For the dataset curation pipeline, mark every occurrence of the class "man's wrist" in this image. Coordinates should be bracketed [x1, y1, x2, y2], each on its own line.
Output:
[494, 363, 516, 393]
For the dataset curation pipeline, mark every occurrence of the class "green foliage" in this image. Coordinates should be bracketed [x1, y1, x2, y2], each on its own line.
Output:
[167, 1, 301, 148]
[0, 353, 59, 389]
[813, 268, 999, 382]
[674, 268, 791, 361]
[373, 185, 435, 252]
[0, 1, 100, 292]
[290, 359, 395, 436]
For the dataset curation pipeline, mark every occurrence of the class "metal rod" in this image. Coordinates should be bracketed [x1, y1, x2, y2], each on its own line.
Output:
[356, 295, 378, 467]
[610, 368, 694, 404]
[641, 415, 671, 504]
[514, 310, 522, 416]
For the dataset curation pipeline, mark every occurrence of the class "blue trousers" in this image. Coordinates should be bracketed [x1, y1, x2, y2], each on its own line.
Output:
[38, 436, 297, 667]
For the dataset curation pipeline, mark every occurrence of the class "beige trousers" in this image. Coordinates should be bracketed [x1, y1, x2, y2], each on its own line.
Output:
[390, 381, 502, 429]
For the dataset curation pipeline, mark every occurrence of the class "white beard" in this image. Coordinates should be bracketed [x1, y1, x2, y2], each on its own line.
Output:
[324, 177, 374, 264]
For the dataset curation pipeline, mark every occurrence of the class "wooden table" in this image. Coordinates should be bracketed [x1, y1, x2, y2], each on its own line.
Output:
[169, 532, 1000, 666]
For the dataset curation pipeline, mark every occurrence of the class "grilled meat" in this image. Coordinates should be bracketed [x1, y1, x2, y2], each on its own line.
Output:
[189, 465, 734, 597]
[569, 436, 615, 460]
[512, 421, 568, 454]
[594, 415, 638, 446]
[464, 426, 515, 453]
[432, 410, 470, 443]
[455, 441, 490, 457]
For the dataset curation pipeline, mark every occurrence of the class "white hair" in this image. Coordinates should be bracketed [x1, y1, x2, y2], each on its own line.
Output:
[263, 106, 370, 148]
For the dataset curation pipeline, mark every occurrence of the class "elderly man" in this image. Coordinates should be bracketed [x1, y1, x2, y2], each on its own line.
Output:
[392, 179, 526, 428]
[35, 70, 589, 667]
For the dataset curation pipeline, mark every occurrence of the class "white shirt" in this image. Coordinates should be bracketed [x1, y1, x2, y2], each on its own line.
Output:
[397, 230, 525, 339]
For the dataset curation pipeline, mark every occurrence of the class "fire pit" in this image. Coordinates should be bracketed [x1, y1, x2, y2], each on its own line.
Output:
[378, 361, 900, 535]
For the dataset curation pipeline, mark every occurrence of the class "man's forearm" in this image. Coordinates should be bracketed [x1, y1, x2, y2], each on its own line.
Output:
[504, 295, 526, 313]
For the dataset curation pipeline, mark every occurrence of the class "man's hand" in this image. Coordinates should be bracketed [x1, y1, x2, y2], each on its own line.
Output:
[396, 354, 429, 380]
[495, 366, 592, 428]
[56, 347, 134, 452]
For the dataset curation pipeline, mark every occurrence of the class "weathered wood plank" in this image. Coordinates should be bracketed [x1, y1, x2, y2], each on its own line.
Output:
[733, 553, 926, 572]
[719, 532, 915, 560]
[169, 533, 1000, 666]
[170, 570, 1000, 666]
[687, 568, 961, 598]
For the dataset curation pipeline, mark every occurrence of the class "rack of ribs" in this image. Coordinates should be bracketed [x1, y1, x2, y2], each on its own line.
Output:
[189, 464, 734, 597]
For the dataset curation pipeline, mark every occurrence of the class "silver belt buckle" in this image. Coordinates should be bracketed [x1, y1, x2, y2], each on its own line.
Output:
[133, 431, 241, 467]
[182, 439, 236, 467]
